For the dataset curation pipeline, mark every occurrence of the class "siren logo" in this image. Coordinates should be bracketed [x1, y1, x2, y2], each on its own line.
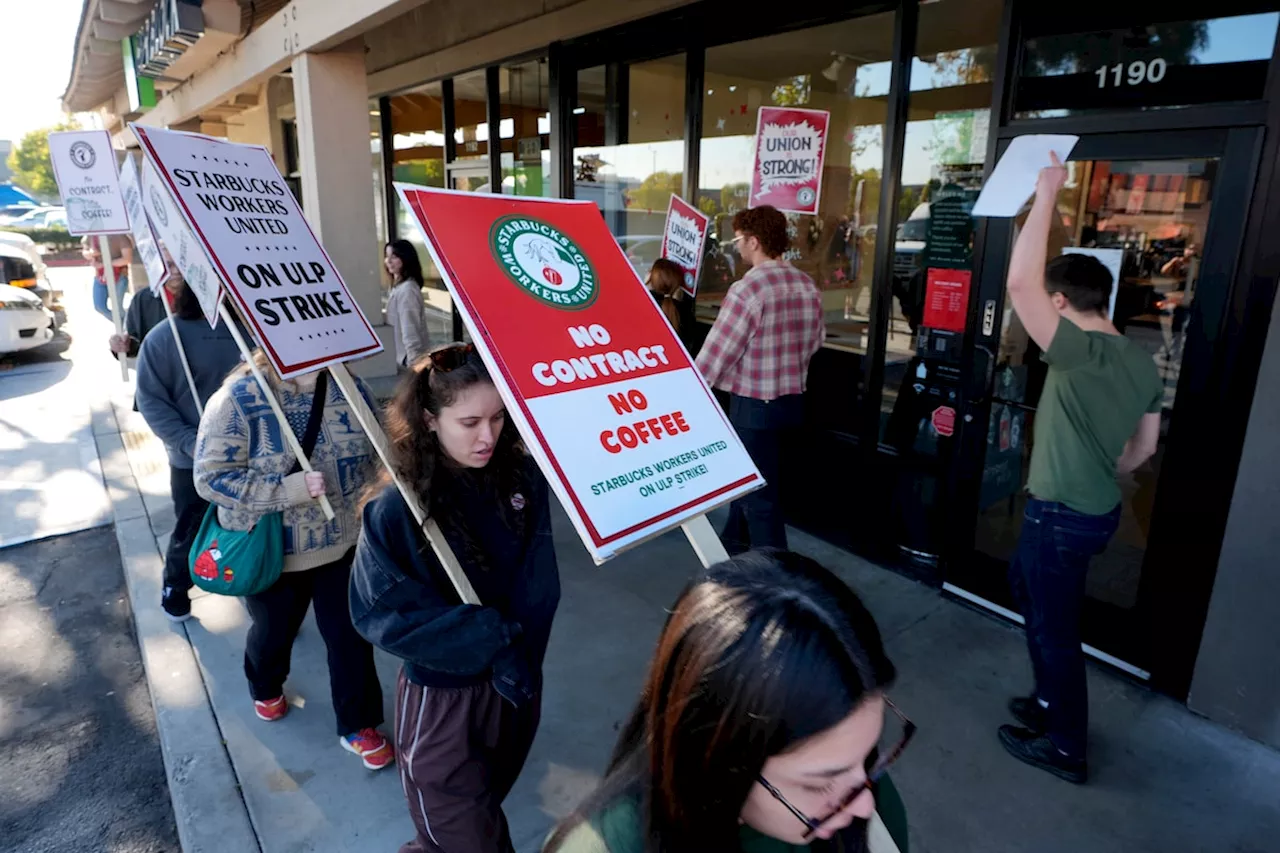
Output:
[489, 215, 598, 310]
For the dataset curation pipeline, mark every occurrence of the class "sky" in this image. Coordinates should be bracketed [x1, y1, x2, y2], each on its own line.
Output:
[0, 0, 85, 144]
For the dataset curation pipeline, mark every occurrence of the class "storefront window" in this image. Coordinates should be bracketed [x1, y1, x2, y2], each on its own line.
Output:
[573, 56, 687, 284]
[879, 0, 1000, 450]
[387, 80, 453, 340]
[449, 70, 490, 191]
[697, 15, 895, 433]
[499, 59, 552, 196]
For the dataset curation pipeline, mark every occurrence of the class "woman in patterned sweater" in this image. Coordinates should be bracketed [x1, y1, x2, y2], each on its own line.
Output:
[193, 352, 393, 771]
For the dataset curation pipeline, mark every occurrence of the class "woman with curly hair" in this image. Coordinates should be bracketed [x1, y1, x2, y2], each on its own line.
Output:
[350, 342, 561, 853]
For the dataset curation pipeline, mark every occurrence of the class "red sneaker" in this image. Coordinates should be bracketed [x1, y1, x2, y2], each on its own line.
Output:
[254, 696, 288, 722]
[340, 728, 394, 770]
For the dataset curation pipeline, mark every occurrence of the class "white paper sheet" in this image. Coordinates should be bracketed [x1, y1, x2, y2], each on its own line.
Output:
[1062, 246, 1124, 320]
[971, 134, 1080, 218]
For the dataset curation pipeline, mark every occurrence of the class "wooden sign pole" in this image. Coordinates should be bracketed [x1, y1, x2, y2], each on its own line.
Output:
[218, 302, 335, 522]
[680, 515, 729, 568]
[99, 234, 129, 381]
[328, 362, 481, 605]
[161, 294, 202, 417]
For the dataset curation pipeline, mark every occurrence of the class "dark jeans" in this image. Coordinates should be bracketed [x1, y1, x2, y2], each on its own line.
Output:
[243, 549, 384, 736]
[721, 393, 804, 554]
[164, 465, 208, 595]
[1008, 498, 1120, 759]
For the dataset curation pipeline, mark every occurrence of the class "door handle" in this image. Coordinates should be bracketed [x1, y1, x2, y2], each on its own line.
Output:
[969, 344, 997, 406]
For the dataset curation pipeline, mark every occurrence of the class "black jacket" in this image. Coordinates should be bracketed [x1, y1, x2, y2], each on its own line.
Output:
[349, 460, 560, 699]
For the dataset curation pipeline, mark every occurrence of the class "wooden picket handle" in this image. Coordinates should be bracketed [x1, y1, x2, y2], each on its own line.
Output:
[100, 234, 128, 381]
[329, 362, 481, 605]
[161, 293, 202, 417]
[219, 302, 335, 522]
[680, 514, 729, 568]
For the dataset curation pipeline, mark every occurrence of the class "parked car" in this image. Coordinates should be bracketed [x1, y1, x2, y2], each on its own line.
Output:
[4, 206, 66, 229]
[0, 243, 62, 331]
[0, 203, 40, 225]
[0, 283, 55, 354]
[616, 234, 665, 282]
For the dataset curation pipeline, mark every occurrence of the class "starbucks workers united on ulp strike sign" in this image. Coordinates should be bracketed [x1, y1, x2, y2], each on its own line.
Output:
[397, 186, 762, 562]
[132, 125, 382, 377]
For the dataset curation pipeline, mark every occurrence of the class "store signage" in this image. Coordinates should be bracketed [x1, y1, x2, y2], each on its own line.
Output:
[118, 156, 168, 293]
[931, 406, 956, 438]
[518, 137, 542, 163]
[1016, 22, 1271, 113]
[141, 159, 222, 326]
[396, 185, 762, 562]
[926, 184, 979, 269]
[133, 0, 205, 79]
[749, 107, 830, 215]
[133, 125, 383, 373]
[661, 195, 710, 298]
[47, 130, 131, 236]
[923, 267, 971, 334]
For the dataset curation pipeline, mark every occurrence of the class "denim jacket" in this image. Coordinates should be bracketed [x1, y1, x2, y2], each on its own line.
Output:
[349, 463, 560, 701]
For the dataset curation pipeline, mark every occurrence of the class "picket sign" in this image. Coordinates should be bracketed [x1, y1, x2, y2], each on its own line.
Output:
[47, 130, 131, 381]
[129, 124, 482, 600]
[161, 294, 203, 418]
[216, 301, 334, 521]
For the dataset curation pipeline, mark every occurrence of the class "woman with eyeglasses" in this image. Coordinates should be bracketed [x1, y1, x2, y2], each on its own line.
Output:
[350, 342, 561, 853]
[544, 549, 911, 853]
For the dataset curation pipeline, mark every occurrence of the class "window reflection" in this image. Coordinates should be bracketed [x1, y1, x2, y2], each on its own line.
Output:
[499, 59, 552, 197]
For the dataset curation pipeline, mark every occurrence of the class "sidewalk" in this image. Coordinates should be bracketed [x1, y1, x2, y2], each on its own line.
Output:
[99, 389, 1280, 853]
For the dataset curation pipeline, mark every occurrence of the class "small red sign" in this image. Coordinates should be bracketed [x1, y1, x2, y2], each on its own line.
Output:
[932, 406, 957, 438]
[923, 267, 972, 333]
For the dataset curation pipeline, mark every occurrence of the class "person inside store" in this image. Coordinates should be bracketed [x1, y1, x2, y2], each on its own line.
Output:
[542, 549, 911, 853]
[695, 205, 825, 553]
[82, 233, 132, 322]
[349, 343, 560, 853]
[384, 239, 432, 370]
[998, 153, 1162, 784]
[645, 257, 695, 351]
[193, 352, 392, 771]
[133, 248, 244, 622]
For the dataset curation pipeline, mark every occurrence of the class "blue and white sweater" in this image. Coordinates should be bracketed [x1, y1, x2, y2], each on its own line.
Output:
[193, 371, 378, 573]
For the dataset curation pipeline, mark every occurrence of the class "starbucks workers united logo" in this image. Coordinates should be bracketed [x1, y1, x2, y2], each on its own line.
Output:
[490, 215, 598, 310]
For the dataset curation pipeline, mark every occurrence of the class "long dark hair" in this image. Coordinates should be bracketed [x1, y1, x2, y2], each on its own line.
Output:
[362, 345, 531, 567]
[545, 549, 896, 853]
[173, 279, 204, 321]
[646, 258, 683, 333]
[386, 239, 426, 289]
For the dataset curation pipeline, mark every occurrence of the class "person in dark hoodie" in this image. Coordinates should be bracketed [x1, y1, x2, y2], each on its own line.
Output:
[350, 342, 561, 853]
[134, 263, 244, 621]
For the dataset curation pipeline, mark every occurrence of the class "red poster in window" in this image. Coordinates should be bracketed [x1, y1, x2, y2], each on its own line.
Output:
[923, 267, 971, 333]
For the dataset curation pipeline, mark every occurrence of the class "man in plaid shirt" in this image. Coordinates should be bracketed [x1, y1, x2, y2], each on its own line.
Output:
[697, 205, 825, 552]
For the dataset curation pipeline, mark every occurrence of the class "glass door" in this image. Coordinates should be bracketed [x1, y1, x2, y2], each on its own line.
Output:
[947, 128, 1260, 678]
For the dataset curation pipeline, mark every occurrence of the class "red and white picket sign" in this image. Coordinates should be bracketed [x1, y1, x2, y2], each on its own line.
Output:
[749, 106, 831, 215]
[660, 195, 710, 298]
[397, 185, 762, 562]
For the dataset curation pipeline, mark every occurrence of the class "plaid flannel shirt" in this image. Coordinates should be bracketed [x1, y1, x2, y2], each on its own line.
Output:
[696, 260, 825, 400]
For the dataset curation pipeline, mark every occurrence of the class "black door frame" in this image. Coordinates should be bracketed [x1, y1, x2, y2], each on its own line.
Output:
[940, 0, 1280, 696]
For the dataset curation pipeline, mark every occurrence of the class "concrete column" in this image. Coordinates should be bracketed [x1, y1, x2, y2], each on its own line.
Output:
[292, 42, 395, 379]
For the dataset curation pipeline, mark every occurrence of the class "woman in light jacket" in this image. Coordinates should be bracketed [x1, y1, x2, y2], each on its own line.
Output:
[384, 239, 431, 369]
[193, 355, 392, 771]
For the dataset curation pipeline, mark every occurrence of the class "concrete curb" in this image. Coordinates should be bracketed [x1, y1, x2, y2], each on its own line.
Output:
[93, 395, 260, 853]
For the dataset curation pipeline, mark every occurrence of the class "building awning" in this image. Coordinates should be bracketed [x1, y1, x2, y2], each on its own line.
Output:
[62, 0, 160, 113]
[0, 185, 38, 208]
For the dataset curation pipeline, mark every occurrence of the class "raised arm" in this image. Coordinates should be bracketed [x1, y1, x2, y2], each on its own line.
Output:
[1006, 153, 1068, 352]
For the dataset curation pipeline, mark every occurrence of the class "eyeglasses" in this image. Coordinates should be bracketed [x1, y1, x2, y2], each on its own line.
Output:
[426, 342, 474, 373]
[757, 698, 916, 840]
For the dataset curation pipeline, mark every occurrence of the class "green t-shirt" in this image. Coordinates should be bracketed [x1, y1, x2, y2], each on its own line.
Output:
[1026, 318, 1163, 515]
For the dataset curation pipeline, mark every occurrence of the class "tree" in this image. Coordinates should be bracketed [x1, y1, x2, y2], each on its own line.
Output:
[7, 119, 81, 197]
[626, 171, 682, 213]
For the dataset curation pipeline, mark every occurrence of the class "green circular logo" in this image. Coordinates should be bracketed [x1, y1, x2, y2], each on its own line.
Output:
[489, 215, 598, 310]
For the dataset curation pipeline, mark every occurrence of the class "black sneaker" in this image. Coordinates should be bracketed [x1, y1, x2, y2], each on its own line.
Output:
[1009, 695, 1047, 732]
[161, 586, 192, 623]
[998, 725, 1087, 784]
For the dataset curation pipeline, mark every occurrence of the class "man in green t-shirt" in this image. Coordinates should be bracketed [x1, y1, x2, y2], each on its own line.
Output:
[997, 154, 1162, 784]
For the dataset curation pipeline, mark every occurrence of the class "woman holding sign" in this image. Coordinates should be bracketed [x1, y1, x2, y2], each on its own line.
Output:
[350, 343, 561, 853]
[193, 356, 393, 771]
[543, 550, 911, 853]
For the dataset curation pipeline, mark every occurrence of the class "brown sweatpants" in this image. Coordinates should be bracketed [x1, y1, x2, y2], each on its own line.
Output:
[395, 669, 541, 853]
